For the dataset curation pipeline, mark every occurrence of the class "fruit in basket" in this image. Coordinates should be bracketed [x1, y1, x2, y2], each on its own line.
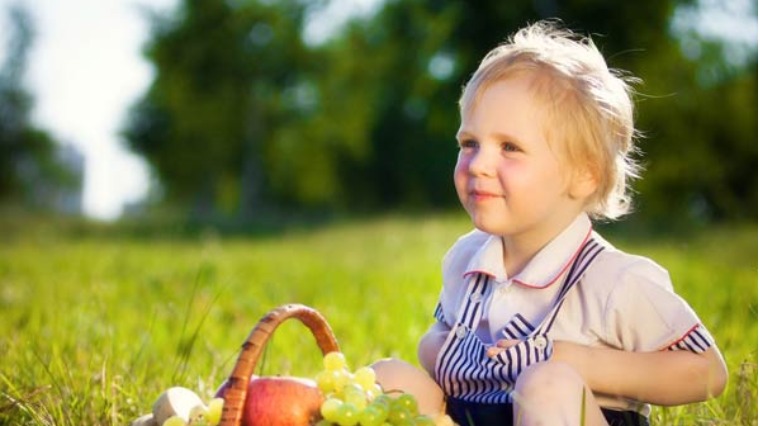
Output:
[205, 398, 224, 425]
[371, 358, 445, 418]
[152, 387, 206, 425]
[216, 375, 323, 426]
[131, 391, 224, 426]
[314, 352, 452, 426]
[162, 416, 187, 426]
[244, 376, 323, 426]
[130, 413, 158, 426]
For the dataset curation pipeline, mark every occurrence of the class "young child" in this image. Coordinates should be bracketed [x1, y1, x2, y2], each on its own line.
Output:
[374, 20, 727, 426]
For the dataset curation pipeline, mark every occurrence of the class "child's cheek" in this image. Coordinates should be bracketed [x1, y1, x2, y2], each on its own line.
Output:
[453, 161, 469, 194]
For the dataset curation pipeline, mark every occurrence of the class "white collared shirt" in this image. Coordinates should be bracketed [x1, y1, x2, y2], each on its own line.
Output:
[434, 214, 714, 414]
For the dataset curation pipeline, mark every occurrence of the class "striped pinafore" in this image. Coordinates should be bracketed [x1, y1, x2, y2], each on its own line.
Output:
[434, 238, 604, 405]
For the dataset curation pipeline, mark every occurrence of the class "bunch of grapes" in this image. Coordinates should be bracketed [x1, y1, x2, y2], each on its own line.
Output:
[314, 352, 437, 426]
[161, 397, 225, 426]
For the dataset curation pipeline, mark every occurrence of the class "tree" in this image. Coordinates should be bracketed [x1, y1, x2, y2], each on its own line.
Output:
[320, 0, 757, 220]
[310, 0, 685, 210]
[0, 3, 79, 210]
[633, 39, 758, 222]
[125, 0, 757, 223]
[124, 0, 323, 219]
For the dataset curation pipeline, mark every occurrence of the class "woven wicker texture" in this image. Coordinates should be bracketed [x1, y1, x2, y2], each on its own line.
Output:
[219, 304, 340, 426]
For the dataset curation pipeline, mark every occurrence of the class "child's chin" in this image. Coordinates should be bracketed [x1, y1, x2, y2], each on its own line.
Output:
[470, 218, 509, 236]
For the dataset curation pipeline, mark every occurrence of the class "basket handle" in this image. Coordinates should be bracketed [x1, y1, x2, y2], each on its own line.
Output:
[219, 304, 340, 426]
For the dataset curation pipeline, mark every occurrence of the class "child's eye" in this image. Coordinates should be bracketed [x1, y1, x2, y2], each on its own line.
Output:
[458, 139, 478, 149]
[501, 142, 520, 153]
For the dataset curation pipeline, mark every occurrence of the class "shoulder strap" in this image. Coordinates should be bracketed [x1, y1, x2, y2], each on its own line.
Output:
[534, 238, 605, 336]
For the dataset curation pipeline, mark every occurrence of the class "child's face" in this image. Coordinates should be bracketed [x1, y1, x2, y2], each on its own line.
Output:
[454, 75, 589, 243]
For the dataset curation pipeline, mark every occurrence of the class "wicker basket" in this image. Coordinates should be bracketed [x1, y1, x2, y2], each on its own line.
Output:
[219, 304, 340, 426]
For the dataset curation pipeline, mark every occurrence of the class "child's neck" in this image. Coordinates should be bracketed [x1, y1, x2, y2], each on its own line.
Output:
[501, 237, 540, 278]
[500, 214, 581, 278]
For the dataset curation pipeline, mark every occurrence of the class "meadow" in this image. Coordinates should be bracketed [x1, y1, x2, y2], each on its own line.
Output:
[0, 213, 756, 425]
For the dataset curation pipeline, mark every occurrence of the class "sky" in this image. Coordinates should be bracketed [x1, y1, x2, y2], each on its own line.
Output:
[0, 0, 380, 220]
[0, 0, 756, 221]
[1, 0, 174, 220]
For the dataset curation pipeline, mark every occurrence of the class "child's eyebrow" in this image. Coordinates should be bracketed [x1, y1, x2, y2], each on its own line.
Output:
[456, 128, 522, 143]
[455, 129, 474, 140]
[490, 131, 521, 143]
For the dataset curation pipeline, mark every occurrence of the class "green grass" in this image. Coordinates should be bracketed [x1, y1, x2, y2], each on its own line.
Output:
[0, 214, 756, 425]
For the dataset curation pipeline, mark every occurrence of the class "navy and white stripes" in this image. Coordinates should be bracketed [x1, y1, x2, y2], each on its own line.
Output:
[434, 301, 446, 324]
[501, 314, 535, 339]
[434, 238, 604, 403]
[667, 325, 714, 353]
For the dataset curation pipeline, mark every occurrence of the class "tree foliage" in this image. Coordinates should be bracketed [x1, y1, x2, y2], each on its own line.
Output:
[125, 0, 325, 217]
[0, 4, 78, 209]
[124, 0, 757, 223]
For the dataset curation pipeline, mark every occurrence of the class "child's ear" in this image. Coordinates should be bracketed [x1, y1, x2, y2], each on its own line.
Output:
[569, 166, 598, 200]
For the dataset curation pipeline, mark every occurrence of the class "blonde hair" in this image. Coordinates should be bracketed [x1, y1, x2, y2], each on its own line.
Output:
[459, 20, 641, 221]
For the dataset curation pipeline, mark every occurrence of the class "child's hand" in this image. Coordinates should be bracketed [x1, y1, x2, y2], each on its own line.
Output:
[486, 339, 520, 358]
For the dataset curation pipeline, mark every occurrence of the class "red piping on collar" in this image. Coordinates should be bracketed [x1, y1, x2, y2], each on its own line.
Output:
[463, 226, 593, 290]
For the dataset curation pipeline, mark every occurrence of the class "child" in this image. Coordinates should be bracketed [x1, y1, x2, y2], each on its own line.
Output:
[374, 20, 727, 426]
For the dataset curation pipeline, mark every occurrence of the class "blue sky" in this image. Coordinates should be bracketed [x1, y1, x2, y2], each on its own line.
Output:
[0, 0, 755, 220]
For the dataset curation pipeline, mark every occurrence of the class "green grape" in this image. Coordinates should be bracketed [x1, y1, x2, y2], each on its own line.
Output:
[317, 370, 340, 394]
[188, 405, 208, 425]
[189, 418, 209, 426]
[342, 383, 367, 405]
[204, 398, 223, 425]
[358, 404, 388, 426]
[344, 392, 367, 411]
[334, 369, 352, 392]
[392, 394, 419, 417]
[343, 380, 362, 394]
[368, 401, 389, 417]
[162, 416, 187, 426]
[335, 403, 360, 426]
[387, 405, 411, 424]
[412, 415, 436, 426]
[373, 394, 393, 409]
[321, 397, 344, 422]
[324, 352, 349, 371]
[314, 420, 333, 426]
[354, 367, 377, 391]
[366, 383, 383, 400]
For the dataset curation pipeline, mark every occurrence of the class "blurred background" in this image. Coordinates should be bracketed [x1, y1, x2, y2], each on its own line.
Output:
[0, 0, 757, 230]
[0, 2, 756, 423]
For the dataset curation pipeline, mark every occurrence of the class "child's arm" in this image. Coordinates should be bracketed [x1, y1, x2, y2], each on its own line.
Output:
[547, 253, 729, 405]
[552, 341, 727, 405]
[418, 321, 451, 378]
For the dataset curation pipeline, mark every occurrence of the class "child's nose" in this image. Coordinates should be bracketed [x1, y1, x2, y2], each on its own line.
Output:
[468, 149, 496, 176]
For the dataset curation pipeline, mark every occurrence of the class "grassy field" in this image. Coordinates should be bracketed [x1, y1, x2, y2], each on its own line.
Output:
[0, 213, 756, 425]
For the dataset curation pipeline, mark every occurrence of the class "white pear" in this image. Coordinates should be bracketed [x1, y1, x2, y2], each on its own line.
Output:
[152, 386, 206, 425]
[130, 413, 158, 426]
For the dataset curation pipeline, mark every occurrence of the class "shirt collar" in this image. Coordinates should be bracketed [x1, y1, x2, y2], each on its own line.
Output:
[463, 214, 593, 289]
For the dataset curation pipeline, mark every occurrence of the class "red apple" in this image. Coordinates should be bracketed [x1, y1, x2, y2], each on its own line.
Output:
[216, 376, 323, 426]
